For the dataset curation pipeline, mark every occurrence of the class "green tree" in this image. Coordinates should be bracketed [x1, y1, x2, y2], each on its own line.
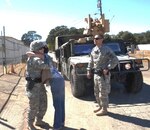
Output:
[145, 31, 150, 43]
[21, 31, 42, 46]
[116, 30, 150, 45]
[46, 26, 84, 50]
[134, 33, 145, 44]
[116, 31, 136, 46]
[116, 31, 124, 39]
[104, 34, 112, 42]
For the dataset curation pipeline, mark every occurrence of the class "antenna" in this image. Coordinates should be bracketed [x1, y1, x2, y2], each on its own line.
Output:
[97, 0, 102, 18]
[110, 15, 115, 23]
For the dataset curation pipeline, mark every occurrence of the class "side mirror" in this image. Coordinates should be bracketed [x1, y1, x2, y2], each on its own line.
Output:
[127, 47, 131, 53]
[130, 44, 135, 54]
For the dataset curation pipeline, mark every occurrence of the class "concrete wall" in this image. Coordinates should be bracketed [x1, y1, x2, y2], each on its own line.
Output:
[0, 36, 29, 65]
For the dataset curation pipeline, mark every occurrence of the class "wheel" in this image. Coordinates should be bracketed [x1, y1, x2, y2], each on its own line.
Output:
[125, 71, 143, 93]
[70, 69, 86, 97]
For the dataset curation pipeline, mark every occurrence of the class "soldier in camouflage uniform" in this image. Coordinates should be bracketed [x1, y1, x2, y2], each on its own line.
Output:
[26, 42, 65, 130]
[25, 40, 50, 130]
[87, 34, 118, 116]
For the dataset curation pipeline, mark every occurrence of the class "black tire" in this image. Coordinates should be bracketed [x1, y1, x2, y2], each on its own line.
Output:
[70, 69, 86, 97]
[125, 71, 143, 93]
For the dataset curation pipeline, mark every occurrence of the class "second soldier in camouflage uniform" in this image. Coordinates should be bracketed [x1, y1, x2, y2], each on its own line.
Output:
[25, 40, 50, 130]
[87, 34, 118, 116]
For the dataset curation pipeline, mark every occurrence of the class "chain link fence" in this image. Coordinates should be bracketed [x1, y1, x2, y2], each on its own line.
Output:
[0, 36, 29, 75]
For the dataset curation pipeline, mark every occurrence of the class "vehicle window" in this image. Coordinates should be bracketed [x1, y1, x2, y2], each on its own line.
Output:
[104, 43, 121, 54]
[74, 43, 95, 55]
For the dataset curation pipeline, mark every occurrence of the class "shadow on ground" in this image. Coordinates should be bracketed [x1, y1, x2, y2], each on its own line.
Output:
[109, 82, 150, 105]
[62, 127, 86, 130]
[108, 111, 150, 128]
[79, 82, 150, 105]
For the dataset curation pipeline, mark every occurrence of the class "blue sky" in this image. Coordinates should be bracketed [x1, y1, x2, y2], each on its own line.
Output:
[0, 0, 150, 40]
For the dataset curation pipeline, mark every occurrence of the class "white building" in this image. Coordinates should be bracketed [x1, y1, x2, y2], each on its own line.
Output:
[0, 36, 29, 64]
[136, 44, 150, 51]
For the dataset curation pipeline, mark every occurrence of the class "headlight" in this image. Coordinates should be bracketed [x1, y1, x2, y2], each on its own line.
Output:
[125, 63, 131, 70]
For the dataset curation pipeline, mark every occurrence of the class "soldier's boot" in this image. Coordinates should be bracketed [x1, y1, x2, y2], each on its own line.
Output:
[96, 107, 108, 116]
[93, 107, 102, 113]
[28, 123, 37, 130]
[35, 119, 49, 128]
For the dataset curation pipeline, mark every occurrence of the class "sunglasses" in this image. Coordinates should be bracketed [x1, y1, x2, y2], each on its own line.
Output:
[94, 37, 103, 40]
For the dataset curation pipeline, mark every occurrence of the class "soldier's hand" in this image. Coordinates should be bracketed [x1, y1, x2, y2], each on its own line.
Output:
[35, 52, 44, 60]
[103, 69, 109, 75]
[87, 71, 92, 79]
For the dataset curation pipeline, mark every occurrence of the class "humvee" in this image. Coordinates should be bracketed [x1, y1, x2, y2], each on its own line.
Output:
[54, 1, 149, 97]
[54, 36, 149, 97]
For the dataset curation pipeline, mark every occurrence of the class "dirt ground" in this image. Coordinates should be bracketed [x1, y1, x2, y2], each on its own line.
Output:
[0, 61, 150, 130]
[43, 70, 150, 130]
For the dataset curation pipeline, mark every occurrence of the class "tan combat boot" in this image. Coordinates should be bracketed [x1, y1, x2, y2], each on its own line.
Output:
[28, 123, 37, 130]
[93, 107, 102, 113]
[96, 107, 108, 116]
[35, 119, 49, 128]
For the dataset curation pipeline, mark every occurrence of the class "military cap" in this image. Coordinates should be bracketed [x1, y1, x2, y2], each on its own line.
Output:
[30, 40, 46, 51]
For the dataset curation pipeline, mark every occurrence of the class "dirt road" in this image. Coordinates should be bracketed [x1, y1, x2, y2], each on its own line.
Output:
[43, 70, 150, 130]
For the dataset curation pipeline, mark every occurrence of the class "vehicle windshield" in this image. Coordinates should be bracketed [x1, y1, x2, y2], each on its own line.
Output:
[104, 43, 121, 54]
[74, 43, 95, 55]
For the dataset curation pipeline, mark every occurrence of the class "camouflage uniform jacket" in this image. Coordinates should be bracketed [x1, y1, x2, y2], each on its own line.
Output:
[87, 45, 118, 71]
[26, 56, 50, 79]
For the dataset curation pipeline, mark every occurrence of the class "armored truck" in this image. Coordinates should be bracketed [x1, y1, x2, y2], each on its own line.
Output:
[54, 0, 149, 97]
[55, 36, 150, 97]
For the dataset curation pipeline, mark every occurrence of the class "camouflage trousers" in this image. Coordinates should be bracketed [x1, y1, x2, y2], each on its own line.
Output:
[94, 73, 111, 108]
[25, 83, 47, 124]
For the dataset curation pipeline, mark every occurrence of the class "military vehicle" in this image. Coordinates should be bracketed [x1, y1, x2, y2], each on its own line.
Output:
[54, 0, 150, 97]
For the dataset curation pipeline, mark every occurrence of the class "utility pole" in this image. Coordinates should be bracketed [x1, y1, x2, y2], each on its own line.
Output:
[97, 0, 103, 18]
[2, 26, 7, 74]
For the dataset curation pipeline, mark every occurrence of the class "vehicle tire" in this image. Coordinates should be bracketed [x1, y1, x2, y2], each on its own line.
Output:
[125, 71, 143, 93]
[70, 69, 86, 97]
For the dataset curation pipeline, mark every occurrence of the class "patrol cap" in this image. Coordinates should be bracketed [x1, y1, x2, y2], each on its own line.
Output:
[30, 40, 46, 51]
[94, 34, 104, 39]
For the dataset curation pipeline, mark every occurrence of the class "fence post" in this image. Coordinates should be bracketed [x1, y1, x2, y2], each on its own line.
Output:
[2, 26, 7, 74]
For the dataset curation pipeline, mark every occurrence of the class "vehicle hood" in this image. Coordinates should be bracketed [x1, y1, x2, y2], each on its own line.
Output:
[69, 55, 90, 64]
[68, 55, 137, 64]
[117, 55, 136, 61]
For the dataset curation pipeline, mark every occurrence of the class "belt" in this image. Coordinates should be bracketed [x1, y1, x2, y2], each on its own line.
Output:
[26, 77, 42, 83]
[93, 69, 103, 76]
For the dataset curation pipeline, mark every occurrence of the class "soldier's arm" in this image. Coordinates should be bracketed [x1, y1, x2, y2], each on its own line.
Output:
[87, 54, 94, 79]
[107, 49, 119, 70]
[26, 51, 44, 60]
